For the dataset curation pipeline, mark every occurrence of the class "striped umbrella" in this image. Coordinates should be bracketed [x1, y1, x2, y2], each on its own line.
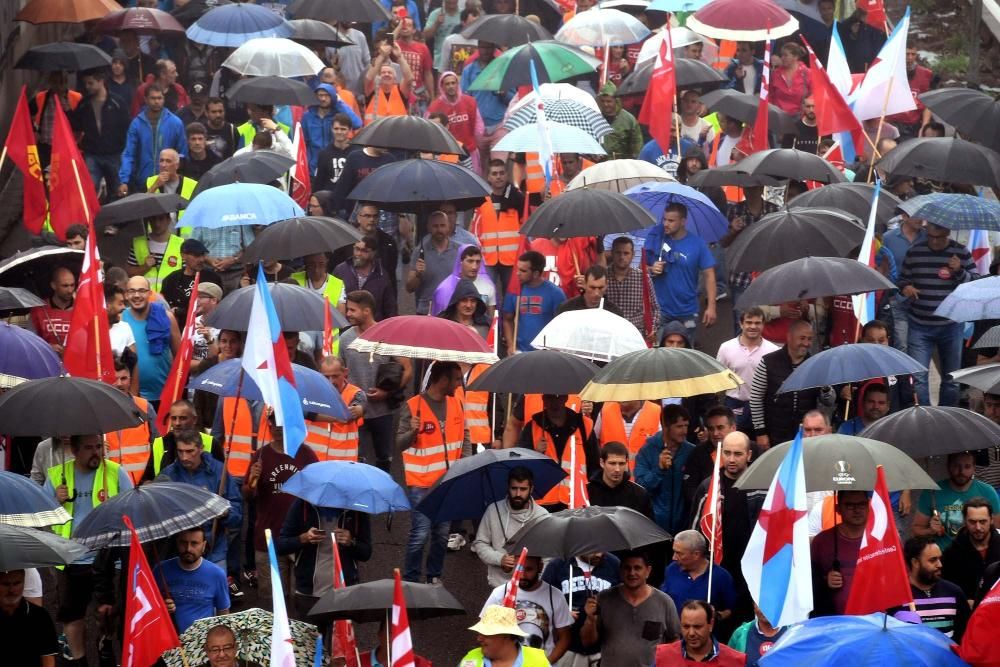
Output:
[899, 193, 1000, 231]
[0, 471, 71, 528]
[505, 98, 613, 138]
[581, 347, 742, 401]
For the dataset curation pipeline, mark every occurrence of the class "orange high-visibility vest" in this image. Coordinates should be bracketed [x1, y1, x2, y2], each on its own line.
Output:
[364, 85, 407, 125]
[598, 401, 662, 471]
[708, 131, 745, 203]
[523, 394, 582, 424]
[33, 90, 82, 127]
[533, 416, 592, 506]
[524, 154, 595, 195]
[455, 364, 492, 445]
[221, 397, 271, 477]
[402, 394, 464, 488]
[105, 395, 154, 483]
[474, 198, 521, 267]
[303, 383, 364, 462]
[820, 494, 839, 532]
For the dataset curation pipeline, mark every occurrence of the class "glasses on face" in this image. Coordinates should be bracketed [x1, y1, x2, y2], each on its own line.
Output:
[206, 644, 236, 655]
[357, 212, 378, 219]
[125, 288, 150, 296]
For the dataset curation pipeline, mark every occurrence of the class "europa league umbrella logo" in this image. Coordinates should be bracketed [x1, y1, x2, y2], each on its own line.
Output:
[833, 460, 856, 485]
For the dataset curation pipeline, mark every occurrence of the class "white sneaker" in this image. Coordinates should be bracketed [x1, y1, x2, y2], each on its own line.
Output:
[447, 533, 467, 551]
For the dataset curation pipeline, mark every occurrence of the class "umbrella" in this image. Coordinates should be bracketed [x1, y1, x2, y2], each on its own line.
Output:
[95, 7, 185, 34]
[183, 182, 304, 229]
[243, 216, 362, 263]
[350, 115, 465, 155]
[531, 308, 648, 362]
[580, 347, 742, 401]
[281, 461, 410, 513]
[858, 406, 1000, 459]
[191, 152, 296, 196]
[0, 376, 144, 436]
[286, 0, 392, 24]
[725, 208, 866, 273]
[309, 578, 465, 623]
[785, 182, 903, 227]
[467, 350, 599, 395]
[687, 0, 799, 41]
[875, 137, 1000, 189]
[94, 192, 186, 227]
[347, 315, 498, 364]
[0, 287, 45, 310]
[506, 506, 671, 559]
[222, 37, 325, 78]
[617, 57, 726, 97]
[520, 188, 655, 238]
[494, 121, 607, 155]
[0, 246, 83, 292]
[225, 76, 317, 107]
[623, 182, 730, 242]
[919, 87, 1000, 153]
[163, 609, 319, 667]
[462, 13, 553, 46]
[414, 448, 566, 522]
[16, 0, 121, 24]
[556, 8, 651, 46]
[504, 99, 613, 139]
[635, 26, 710, 63]
[288, 19, 354, 47]
[72, 481, 230, 548]
[732, 148, 847, 184]
[0, 322, 65, 387]
[16, 43, 112, 71]
[205, 282, 337, 332]
[736, 256, 895, 309]
[934, 276, 1000, 321]
[188, 358, 350, 420]
[733, 434, 937, 492]
[778, 344, 927, 393]
[974, 324, 1000, 349]
[186, 2, 293, 47]
[648, 0, 713, 10]
[951, 362, 1000, 394]
[566, 158, 675, 192]
[0, 524, 88, 570]
[757, 613, 967, 667]
[347, 159, 490, 213]
[699, 88, 794, 131]
[510, 82, 600, 114]
[0, 471, 72, 528]
[687, 162, 786, 188]
[898, 193, 1000, 232]
[604, 0, 653, 8]
[467, 41, 601, 91]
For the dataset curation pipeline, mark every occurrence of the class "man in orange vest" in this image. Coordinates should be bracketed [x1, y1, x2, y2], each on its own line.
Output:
[396, 361, 468, 583]
[476, 159, 524, 297]
[595, 400, 661, 469]
[106, 358, 159, 484]
[305, 356, 366, 461]
[363, 35, 414, 125]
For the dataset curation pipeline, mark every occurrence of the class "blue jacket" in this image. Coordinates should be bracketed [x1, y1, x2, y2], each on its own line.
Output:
[634, 434, 695, 534]
[722, 58, 765, 94]
[118, 107, 186, 186]
[300, 83, 362, 174]
[161, 454, 242, 564]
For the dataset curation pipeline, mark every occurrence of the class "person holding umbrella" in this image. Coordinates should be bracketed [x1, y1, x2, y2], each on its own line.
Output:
[634, 405, 696, 535]
[28, 266, 75, 354]
[912, 451, 1000, 551]
[301, 84, 362, 174]
[0, 569, 59, 667]
[460, 41, 513, 174]
[363, 34, 415, 124]
[810, 489, 869, 616]
[126, 212, 184, 292]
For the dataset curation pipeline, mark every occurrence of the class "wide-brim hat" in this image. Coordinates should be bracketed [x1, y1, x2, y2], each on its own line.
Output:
[468, 605, 528, 637]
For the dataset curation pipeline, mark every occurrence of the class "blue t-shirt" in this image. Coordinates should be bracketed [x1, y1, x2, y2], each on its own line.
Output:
[123, 310, 173, 400]
[153, 558, 230, 633]
[502, 281, 566, 351]
[643, 231, 715, 318]
[742, 622, 787, 666]
[660, 561, 736, 616]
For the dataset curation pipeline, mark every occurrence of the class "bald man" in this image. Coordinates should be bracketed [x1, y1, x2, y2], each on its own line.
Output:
[30, 266, 76, 353]
[123, 276, 181, 405]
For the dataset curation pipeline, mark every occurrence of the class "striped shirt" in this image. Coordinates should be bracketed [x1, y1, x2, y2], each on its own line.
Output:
[896, 239, 977, 326]
[889, 580, 970, 639]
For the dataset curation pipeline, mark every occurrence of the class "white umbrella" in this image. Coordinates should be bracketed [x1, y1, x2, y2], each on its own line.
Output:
[509, 82, 601, 115]
[636, 26, 710, 63]
[531, 309, 647, 363]
[556, 8, 651, 47]
[493, 121, 607, 155]
[566, 159, 675, 192]
[222, 37, 325, 77]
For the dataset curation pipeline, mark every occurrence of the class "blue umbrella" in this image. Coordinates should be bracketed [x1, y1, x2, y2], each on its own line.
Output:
[494, 121, 607, 155]
[0, 321, 64, 386]
[899, 193, 1000, 231]
[186, 2, 294, 47]
[414, 447, 566, 522]
[759, 613, 966, 667]
[623, 182, 730, 242]
[0, 470, 71, 527]
[183, 182, 304, 229]
[189, 358, 350, 421]
[347, 159, 491, 213]
[282, 461, 410, 514]
[778, 343, 927, 394]
[934, 275, 1000, 321]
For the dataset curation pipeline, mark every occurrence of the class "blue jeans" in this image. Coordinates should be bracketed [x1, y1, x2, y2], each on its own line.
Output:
[907, 319, 963, 406]
[84, 153, 120, 201]
[403, 486, 450, 582]
[889, 295, 910, 353]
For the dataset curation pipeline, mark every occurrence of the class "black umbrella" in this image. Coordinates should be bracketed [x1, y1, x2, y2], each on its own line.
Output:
[859, 406, 1000, 459]
[920, 88, 1000, 153]
[348, 159, 490, 213]
[687, 163, 785, 188]
[350, 115, 466, 155]
[617, 57, 726, 97]
[732, 148, 847, 184]
[974, 325, 1000, 350]
[520, 188, 656, 238]
[242, 216, 363, 263]
[506, 506, 671, 559]
[699, 88, 794, 134]
[205, 282, 345, 331]
[467, 350, 599, 395]
[0, 246, 83, 293]
[0, 286, 45, 310]
[736, 256, 896, 309]
[0, 524, 88, 570]
[192, 151, 295, 196]
[462, 13, 553, 46]
[950, 362, 1000, 394]
[15, 42, 113, 71]
[226, 76, 318, 107]
[309, 579, 465, 623]
[286, 0, 391, 23]
[0, 376, 145, 436]
[785, 182, 903, 227]
[288, 19, 354, 47]
[94, 192, 186, 227]
[875, 137, 1000, 189]
[726, 208, 866, 273]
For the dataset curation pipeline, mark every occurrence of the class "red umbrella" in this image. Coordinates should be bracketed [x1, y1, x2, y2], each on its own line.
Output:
[686, 0, 798, 41]
[96, 7, 186, 34]
[347, 316, 498, 364]
[16, 0, 122, 24]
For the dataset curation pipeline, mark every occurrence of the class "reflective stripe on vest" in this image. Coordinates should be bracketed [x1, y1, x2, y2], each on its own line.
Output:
[523, 394, 582, 424]
[236, 120, 291, 150]
[475, 198, 521, 266]
[221, 397, 270, 477]
[151, 431, 214, 477]
[533, 418, 591, 506]
[46, 460, 122, 541]
[402, 394, 464, 488]
[457, 364, 491, 444]
[132, 234, 185, 292]
[598, 401, 662, 471]
[364, 85, 407, 125]
[291, 271, 345, 355]
[105, 396, 153, 482]
[145, 175, 198, 233]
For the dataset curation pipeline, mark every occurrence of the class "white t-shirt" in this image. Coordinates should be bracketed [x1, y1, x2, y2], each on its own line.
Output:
[110, 320, 136, 356]
[482, 581, 574, 653]
[23, 568, 42, 599]
[473, 275, 497, 308]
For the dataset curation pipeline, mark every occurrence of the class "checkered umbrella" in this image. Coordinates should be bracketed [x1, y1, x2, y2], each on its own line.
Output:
[504, 98, 612, 138]
[899, 193, 1000, 231]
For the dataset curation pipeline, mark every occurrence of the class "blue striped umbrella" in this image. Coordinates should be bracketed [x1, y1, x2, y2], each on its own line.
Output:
[186, 2, 293, 47]
[0, 471, 71, 527]
[899, 193, 1000, 231]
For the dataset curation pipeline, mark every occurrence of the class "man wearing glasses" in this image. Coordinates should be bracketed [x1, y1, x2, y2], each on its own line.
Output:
[123, 276, 181, 407]
[204, 624, 238, 667]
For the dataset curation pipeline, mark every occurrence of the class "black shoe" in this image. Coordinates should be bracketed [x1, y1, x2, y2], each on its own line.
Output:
[228, 576, 245, 599]
[243, 568, 258, 589]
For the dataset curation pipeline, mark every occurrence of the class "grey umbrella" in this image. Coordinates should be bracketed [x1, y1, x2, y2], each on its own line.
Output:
[951, 362, 1000, 394]
[519, 188, 656, 238]
[726, 208, 865, 273]
[242, 215, 362, 263]
[0, 287, 45, 310]
[205, 281, 345, 331]
[875, 137, 1000, 188]
[736, 256, 895, 309]
[687, 162, 785, 188]
[617, 57, 726, 96]
[785, 182, 903, 228]
[505, 506, 671, 559]
[859, 406, 1000, 459]
[733, 434, 938, 493]
[0, 523, 88, 570]
[699, 88, 795, 135]
[467, 350, 599, 395]
[919, 88, 1000, 153]
[732, 148, 847, 184]
[309, 579, 465, 623]
[974, 325, 1000, 350]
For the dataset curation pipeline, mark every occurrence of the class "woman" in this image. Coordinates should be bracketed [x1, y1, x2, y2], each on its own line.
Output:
[770, 43, 811, 116]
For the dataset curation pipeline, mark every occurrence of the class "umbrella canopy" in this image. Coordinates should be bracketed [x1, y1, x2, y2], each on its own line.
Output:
[225, 76, 317, 107]
[648, 0, 713, 10]
[494, 121, 607, 155]
[531, 309, 647, 362]
[16, 0, 121, 24]
[951, 362, 1000, 394]
[687, 0, 799, 41]
[919, 87, 1000, 153]
[635, 25, 710, 63]
[347, 159, 490, 213]
[205, 282, 336, 332]
[0, 471, 72, 528]
[974, 324, 1000, 350]
[581, 347, 741, 401]
[510, 82, 600, 114]
[163, 609, 319, 667]
[732, 148, 847, 184]
[72, 482, 230, 547]
[414, 448, 566, 522]
[687, 162, 785, 188]
[616, 57, 726, 97]
[0, 322, 64, 387]
[875, 137, 1000, 189]
[506, 506, 671, 559]
[566, 158, 675, 192]
[0, 247, 83, 293]
[192, 152, 296, 195]
[242, 216, 362, 263]
[310, 578, 465, 623]
[898, 193, 1000, 232]
[183, 182, 304, 228]
[467, 350, 599, 395]
[736, 256, 895, 308]
[286, 0, 391, 23]
[556, 8, 651, 46]
[725, 208, 866, 273]
[505, 98, 613, 138]
[351, 115, 465, 155]
[347, 315, 497, 364]
[734, 434, 938, 493]
[779, 344, 926, 393]
[467, 41, 600, 91]
[520, 188, 655, 238]
[282, 461, 410, 513]
[95, 7, 184, 34]
[186, 2, 293, 46]
[0, 287, 45, 311]
[0, 376, 144, 436]
[0, 524, 88, 570]
[16, 43, 112, 71]
[288, 19, 353, 47]
[785, 182, 903, 227]
[222, 37, 325, 77]
[623, 182, 729, 242]
[859, 406, 1000, 459]
[699, 88, 793, 130]
[462, 13, 553, 46]
[605, 0, 653, 8]
[934, 276, 1000, 321]
[94, 192, 186, 227]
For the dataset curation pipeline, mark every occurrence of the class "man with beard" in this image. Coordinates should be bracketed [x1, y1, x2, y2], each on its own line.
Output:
[30, 266, 75, 353]
[106, 283, 138, 376]
[123, 276, 181, 405]
[837, 383, 890, 435]
[913, 452, 1000, 551]
[943, 498, 1000, 605]
[334, 235, 397, 320]
[160, 239, 222, 323]
[889, 537, 969, 640]
[331, 202, 399, 290]
[155, 526, 230, 633]
[781, 96, 819, 152]
[104, 359, 160, 483]
[202, 97, 238, 160]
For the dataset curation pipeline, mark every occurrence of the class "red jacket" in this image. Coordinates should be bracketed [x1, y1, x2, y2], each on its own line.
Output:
[655, 640, 747, 666]
[427, 93, 481, 153]
[888, 65, 933, 126]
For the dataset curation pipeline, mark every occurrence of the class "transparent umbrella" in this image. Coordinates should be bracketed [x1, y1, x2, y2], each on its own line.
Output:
[222, 37, 325, 77]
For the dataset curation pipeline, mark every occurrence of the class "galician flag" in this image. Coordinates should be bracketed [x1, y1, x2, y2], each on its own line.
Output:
[266, 528, 296, 666]
[851, 180, 882, 326]
[530, 60, 554, 191]
[849, 7, 916, 121]
[969, 229, 993, 277]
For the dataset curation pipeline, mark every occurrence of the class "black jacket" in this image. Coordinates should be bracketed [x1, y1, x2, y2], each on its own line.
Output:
[587, 472, 654, 519]
[756, 347, 829, 443]
[943, 527, 1000, 600]
[277, 498, 372, 595]
[72, 92, 131, 156]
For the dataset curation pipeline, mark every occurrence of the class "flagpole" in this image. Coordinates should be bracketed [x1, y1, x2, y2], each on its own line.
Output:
[866, 38, 904, 183]
[707, 436, 723, 601]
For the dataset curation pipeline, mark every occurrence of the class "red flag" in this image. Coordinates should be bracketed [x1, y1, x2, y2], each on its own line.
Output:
[844, 466, 913, 614]
[749, 34, 772, 154]
[699, 441, 724, 565]
[155, 272, 201, 433]
[49, 100, 100, 240]
[63, 219, 115, 384]
[638, 36, 675, 157]
[486, 309, 499, 353]
[638, 252, 654, 345]
[960, 577, 1000, 666]
[121, 514, 181, 666]
[3, 86, 48, 234]
[290, 122, 312, 210]
[331, 534, 360, 666]
[856, 0, 887, 30]
[503, 547, 529, 608]
[391, 569, 416, 667]
[322, 302, 336, 359]
[801, 37, 866, 144]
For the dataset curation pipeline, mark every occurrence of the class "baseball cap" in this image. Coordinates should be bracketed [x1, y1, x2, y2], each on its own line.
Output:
[197, 282, 223, 300]
[181, 239, 209, 255]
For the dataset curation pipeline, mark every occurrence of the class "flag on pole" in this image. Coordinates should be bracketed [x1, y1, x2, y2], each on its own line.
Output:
[741, 427, 813, 627]
[242, 263, 307, 455]
[529, 61, 555, 191]
[856, 0, 887, 30]
[155, 272, 201, 433]
[49, 100, 100, 239]
[266, 528, 297, 666]
[849, 8, 916, 121]
[802, 36, 865, 160]
[121, 514, 180, 667]
[322, 301, 337, 359]
[486, 309, 499, 352]
[826, 24, 855, 98]
[331, 534, 360, 666]
[290, 121, 312, 210]
[63, 218, 115, 384]
[638, 33, 675, 158]
[639, 252, 655, 345]
[3, 86, 47, 234]
[569, 439, 590, 509]
[845, 466, 913, 614]
[391, 569, 416, 667]
[503, 547, 529, 607]
[700, 440, 724, 565]
[851, 180, 881, 326]
[505, 234, 531, 296]
[970, 229, 993, 277]
[750, 32, 772, 154]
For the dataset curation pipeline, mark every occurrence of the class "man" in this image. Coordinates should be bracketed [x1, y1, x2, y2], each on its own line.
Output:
[461, 41, 513, 173]
[887, 47, 936, 138]
[180, 122, 221, 181]
[595, 400, 662, 470]
[716, 307, 778, 431]
[145, 148, 198, 227]
[724, 42, 764, 94]
[407, 210, 462, 315]
[291, 252, 347, 319]
[118, 30, 156, 84]
[302, 356, 367, 462]
[781, 96, 819, 153]
[682, 406, 739, 504]
[880, 213, 925, 351]
[302, 84, 362, 173]
[333, 235, 398, 321]
[655, 600, 747, 666]
[472, 467, 550, 587]
[177, 81, 210, 126]
[942, 498, 1000, 603]
[439, 199, 479, 246]
[476, 159, 524, 293]
[203, 97, 239, 160]
[236, 103, 292, 153]
[64, 224, 87, 250]
[888, 537, 970, 640]
[396, 361, 468, 583]
[331, 144, 398, 214]
[606, 236, 660, 343]
[395, 17, 435, 113]
[975, 393, 1000, 490]
[423, 0, 461, 70]
[838, 383, 890, 435]
[581, 551, 680, 666]
[143, 399, 218, 481]
[105, 359, 160, 483]
[30, 266, 75, 353]
[597, 82, 643, 160]
[635, 405, 696, 534]
[426, 71, 482, 162]
[363, 39, 415, 124]
[123, 276, 181, 403]
[843, 320, 916, 412]
[913, 451, 1000, 551]
[434, 245, 497, 319]
[312, 113, 356, 192]
[190, 218, 256, 293]
[154, 526, 230, 633]
[127, 212, 184, 291]
[0, 569, 58, 667]
[897, 223, 978, 406]
[462, 605, 548, 666]
[106, 283, 137, 371]
[811, 489, 870, 615]
[204, 624, 239, 667]
[502, 250, 567, 354]
[661, 531, 736, 623]
[675, 90, 716, 146]
[587, 441, 655, 519]
[331, 201, 399, 290]
[133, 59, 189, 114]
[118, 85, 186, 194]
[436, 7, 481, 75]
[73, 69, 130, 200]
[160, 238, 222, 322]
[556, 265, 625, 318]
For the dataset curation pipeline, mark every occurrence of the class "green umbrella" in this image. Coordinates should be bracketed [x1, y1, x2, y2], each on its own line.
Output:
[467, 40, 600, 91]
[0, 523, 88, 570]
[579, 347, 741, 402]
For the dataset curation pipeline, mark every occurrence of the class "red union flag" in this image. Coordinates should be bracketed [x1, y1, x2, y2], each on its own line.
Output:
[391, 569, 415, 667]
[699, 444, 723, 565]
[63, 218, 115, 384]
[856, 0, 887, 29]
[3, 86, 47, 233]
[121, 515, 180, 667]
[638, 36, 675, 156]
[290, 122, 311, 210]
